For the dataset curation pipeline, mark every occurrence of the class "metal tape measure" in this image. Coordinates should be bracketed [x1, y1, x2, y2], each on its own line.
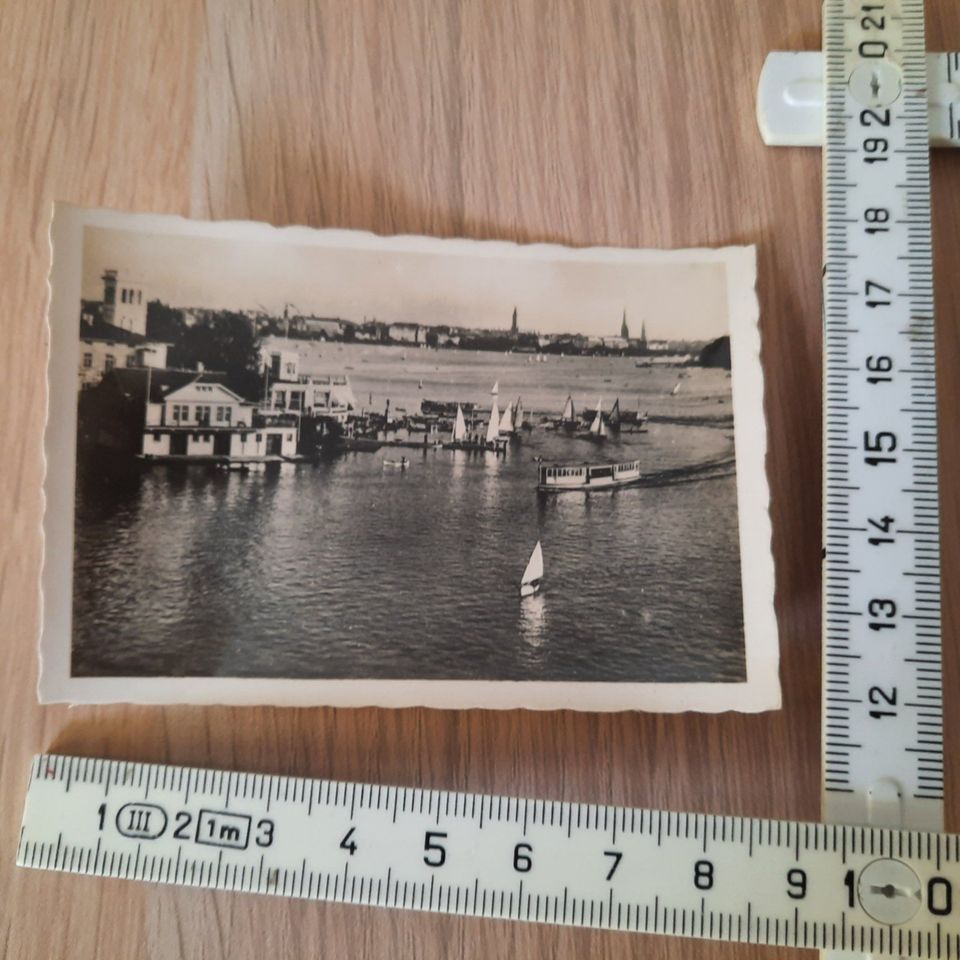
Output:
[16, 2, 951, 957]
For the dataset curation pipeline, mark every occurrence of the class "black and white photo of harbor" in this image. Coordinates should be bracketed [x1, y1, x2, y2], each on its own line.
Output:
[43, 208, 779, 711]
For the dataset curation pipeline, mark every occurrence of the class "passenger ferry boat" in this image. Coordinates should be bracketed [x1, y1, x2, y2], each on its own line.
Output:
[537, 457, 642, 492]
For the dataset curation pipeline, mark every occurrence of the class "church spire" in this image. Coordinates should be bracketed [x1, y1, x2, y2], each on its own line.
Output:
[511, 306, 519, 336]
[620, 309, 629, 339]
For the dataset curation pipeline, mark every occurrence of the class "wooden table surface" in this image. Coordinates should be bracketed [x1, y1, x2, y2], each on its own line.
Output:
[2, 2, 959, 957]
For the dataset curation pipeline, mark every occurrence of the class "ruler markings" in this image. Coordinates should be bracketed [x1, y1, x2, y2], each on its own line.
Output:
[821, 0, 944, 833]
[15, 755, 960, 959]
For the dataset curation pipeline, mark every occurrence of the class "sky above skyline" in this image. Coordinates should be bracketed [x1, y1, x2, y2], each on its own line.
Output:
[83, 226, 730, 341]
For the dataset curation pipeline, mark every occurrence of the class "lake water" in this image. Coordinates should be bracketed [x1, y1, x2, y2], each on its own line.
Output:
[72, 346, 746, 683]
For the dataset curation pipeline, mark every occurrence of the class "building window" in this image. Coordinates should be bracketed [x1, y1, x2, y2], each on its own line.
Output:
[290, 391, 302, 411]
[104, 354, 115, 371]
[137, 290, 142, 304]
[241, 432, 248, 442]
[126, 354, 136, 367]
[274, 390, 286, 409]
[82, 353, 93, 369]
[224, 407, 231, 422]
[285, 362, 296, 377]
[216, 406, 225, 422]
[153, 431, 161, 441]
[196, 405, 211, 424]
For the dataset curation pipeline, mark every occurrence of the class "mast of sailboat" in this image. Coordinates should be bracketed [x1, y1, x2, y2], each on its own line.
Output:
[609, 397, 620, 427]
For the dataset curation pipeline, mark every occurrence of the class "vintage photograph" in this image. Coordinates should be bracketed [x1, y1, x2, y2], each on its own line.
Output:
[41, 205, 778, 711]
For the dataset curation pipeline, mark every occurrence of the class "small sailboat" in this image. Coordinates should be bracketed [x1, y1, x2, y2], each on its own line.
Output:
[491, 380, 500, 396]
[587, 400, 607, 440]
[451, 404, 467, 443]
[670, 380, 682, 396]
[515, 397, 528, 432]
[520, 541, 544, 598]
[418, 378, 424, 389]
[559, 394, 577, 431]
[498, 403, 514, 436]
[608, 398, 621, 430]
[485, 398, 501, 446]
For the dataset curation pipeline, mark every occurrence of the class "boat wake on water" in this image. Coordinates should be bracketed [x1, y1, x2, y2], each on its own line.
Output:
[647, 412, 734, 429]
[638, 454, 736, 488]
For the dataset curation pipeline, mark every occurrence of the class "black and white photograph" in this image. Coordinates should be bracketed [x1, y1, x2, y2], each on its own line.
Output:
[41, 205, 778, 711]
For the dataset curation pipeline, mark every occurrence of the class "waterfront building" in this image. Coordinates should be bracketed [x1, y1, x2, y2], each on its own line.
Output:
[261, 340, 301, 381]
[259, 336, 356, 418]
[149, 379, 256, 430]
[78, 318, 170, 388]
[79, 367, 297, 462]
[267, 375, 351, 423]
[78, 268, 168, 387]
[142, 415, 297, 460]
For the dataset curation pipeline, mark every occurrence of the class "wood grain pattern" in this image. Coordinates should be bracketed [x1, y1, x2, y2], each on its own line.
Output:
[1, 1, 958, 957]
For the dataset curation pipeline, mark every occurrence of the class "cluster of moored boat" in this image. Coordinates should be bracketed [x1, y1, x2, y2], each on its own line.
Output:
[446, 381, 528, 453]
[546, 395, 648, 440]
[442, 383, 649, 453]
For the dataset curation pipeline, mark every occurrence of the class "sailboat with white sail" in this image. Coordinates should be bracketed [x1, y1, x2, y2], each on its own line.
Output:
[450, 405, 467, 443]
[554, 394, 577, 432]
[486, 398, 500, 444]
[519, 541, 544, 598]
[482, 393, 507, 453]
[498, 402, 514, 436]
[580, 399, 607, 442]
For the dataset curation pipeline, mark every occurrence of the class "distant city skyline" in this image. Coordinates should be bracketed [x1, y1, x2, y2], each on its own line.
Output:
[83, 226, 730, 341]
